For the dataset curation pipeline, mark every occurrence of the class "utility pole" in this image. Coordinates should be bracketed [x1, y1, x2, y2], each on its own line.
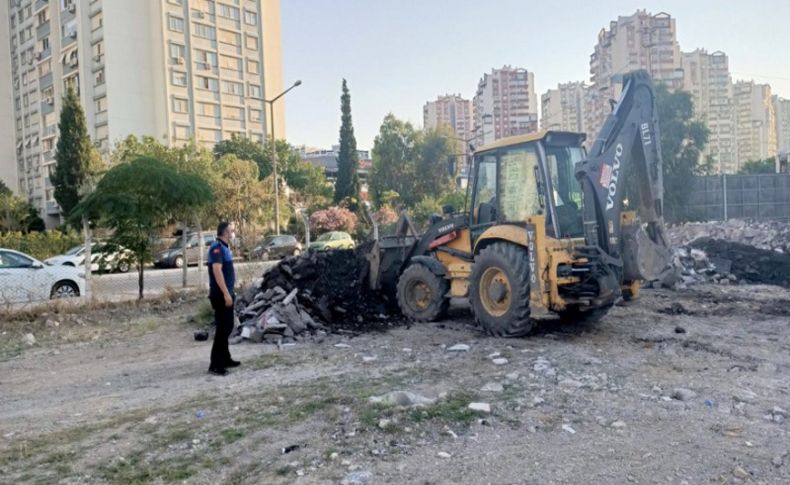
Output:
[264, 80, 302, 235]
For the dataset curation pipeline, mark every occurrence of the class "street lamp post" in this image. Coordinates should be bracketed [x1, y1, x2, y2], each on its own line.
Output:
[265, 80, 302, 235]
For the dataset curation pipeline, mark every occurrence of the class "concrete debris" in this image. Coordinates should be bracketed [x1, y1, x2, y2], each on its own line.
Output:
[732, 466, 749, 479]
[341, 470, 373, 485]
[492, 358, 509, 366]
[468, 402, 491, 413]
[437, 451, 452, 459]
[663, 219, 790, 289]
[671, 388, 697, 401]
[233, 245, 399, 344]
[369, 391, 435, 407]
[480, 382, 504, 393]
[23, 333, 36, 346]
[447, 344, 470, 352]
[561, 424, 576, 434]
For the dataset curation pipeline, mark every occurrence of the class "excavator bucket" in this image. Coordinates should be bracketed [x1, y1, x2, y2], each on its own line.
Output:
[365, 211, 420, 291]
[621, 222, 675, 282]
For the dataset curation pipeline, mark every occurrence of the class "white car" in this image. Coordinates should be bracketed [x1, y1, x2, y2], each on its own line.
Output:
[0, 248, 86, 303]
[45, 243, 132, 273]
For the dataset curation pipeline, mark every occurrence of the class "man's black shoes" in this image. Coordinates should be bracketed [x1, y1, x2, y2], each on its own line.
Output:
[225, 359, 241, 368]
[208, 366, 228, 376]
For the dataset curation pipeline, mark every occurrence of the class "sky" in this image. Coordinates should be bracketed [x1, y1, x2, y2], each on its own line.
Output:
[281, 0, 790, 150]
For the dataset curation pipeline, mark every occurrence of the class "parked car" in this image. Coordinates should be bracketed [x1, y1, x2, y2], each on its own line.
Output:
[309, 231, 355, 251]
[44, 242, 133, 273]
[0, 248, 85, 303]
[154, 232, 216, 268]
[249, 235, 302, 261]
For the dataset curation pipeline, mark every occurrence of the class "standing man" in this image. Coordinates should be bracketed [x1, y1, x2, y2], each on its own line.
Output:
[207, 221, 240, 376]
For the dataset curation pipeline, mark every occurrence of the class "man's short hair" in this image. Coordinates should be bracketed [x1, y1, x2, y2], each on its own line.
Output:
[217, 221, 231, 237]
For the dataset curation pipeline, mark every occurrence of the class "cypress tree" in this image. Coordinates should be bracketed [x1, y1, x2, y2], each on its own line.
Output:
[334, 79, 359, 203]
[51, 85, 94, 219]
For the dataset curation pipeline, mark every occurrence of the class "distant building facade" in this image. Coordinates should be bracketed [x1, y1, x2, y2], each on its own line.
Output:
[681, 49, 736, 173]
[473, 66, 538, 146]
[2, 0, 283, 227]
[423, 94, 473, 142]
[734, 81, 777, 167]
[774, 95, 790, 154]
[540, 82, 589, 135]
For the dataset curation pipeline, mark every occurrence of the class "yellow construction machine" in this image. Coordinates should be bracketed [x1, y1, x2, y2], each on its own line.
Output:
[368, 70, 673, 337]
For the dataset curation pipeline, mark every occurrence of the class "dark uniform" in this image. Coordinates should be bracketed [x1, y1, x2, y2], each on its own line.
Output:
[208, 239, 236, 370]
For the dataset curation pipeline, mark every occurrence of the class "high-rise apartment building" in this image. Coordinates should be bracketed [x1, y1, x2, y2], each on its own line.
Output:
[588, 11, 682, 141]
[681, 49, 737, 173]
[473, 66, 538, 146]
[0, 3, 15, 192]
[423, 94, 473, 144]
[540, 82, 589, 135]
[774, 95, 790, 153]
[733, 81, 777, 167]
[3, 0, 283, 227]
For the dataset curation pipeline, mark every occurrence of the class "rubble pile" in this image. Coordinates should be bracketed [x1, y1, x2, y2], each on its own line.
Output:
[668, 238, 790, 288]
[668, 219, 790, 254]
[233, 245, 397, 343]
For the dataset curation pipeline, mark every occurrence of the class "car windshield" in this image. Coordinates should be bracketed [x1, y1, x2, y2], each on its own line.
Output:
[65, 245, 84, 256]
[316, 233, 333, 242]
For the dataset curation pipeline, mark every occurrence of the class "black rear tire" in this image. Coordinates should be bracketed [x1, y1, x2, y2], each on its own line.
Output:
[397, 263, 449, 322]
[469, 242, 533, 337]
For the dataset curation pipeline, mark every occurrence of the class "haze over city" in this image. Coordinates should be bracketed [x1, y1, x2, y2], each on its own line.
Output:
[283, 0, 790, 149]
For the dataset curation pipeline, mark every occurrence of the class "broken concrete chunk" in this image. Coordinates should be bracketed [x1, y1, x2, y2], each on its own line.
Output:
[447, 344, 470, 352]
[369, 391, 435, 407]
[468, 402, 491, 413]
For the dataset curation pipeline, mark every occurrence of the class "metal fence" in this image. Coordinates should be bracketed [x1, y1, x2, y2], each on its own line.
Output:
[681, 173, 790, 222]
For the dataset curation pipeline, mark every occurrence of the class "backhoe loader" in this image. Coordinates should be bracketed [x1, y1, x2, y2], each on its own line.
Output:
[368, 70, 673, 337]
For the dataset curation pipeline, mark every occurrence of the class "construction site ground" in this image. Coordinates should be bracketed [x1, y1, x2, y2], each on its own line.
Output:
[1, 283, 789, 484]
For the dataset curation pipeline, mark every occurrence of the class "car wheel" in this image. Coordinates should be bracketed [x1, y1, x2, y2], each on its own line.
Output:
[397, 263, 449, 322]
[293, 249, 301, 257]
[51, 281, 80, 299]
[64, 262, 75, 267]
[117, 260, 131, 273]
[174, 255, 184, 268]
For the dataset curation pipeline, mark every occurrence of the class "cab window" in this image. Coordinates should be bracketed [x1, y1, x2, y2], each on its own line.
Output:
[546, 145, 585, 237]
[472, 154, 497, 224]
[498, 145, 541, 222]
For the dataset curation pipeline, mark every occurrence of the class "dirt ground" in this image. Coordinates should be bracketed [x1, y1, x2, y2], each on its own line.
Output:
[1, 284, 789, 484]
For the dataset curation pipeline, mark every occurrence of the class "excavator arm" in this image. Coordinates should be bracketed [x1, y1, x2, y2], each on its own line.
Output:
[575, 70, 672, 299]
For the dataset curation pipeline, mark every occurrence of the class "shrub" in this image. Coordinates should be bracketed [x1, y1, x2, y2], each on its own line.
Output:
[309, 206, 358, 234]
[0, 230, 83, 260]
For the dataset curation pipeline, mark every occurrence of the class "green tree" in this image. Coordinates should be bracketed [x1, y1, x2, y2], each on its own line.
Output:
[51, 86, 103, 221]
[74, 157, 213, 299]
[654, 84, 709, 221]
[370, 114, 420, 207]
[335, 79, 359, 202]
[416, 127, 454, 198]
[214, 134, 272, 179]
[738, 157, 776, 174]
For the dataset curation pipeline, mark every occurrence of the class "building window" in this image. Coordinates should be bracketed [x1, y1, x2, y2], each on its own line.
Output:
[245, 35, 258, 50]
[248, 84, 261, 98]
[174, 124, 191, 140]
[197, 76, 219, 91]
[197, 102, 219, 117]
[246, 59, 259, 74]
[198, 128, 222, 142]
[193, 23, 216, 40]
[244, 10, 258, 26]
[37, 8, 49, 26]
[249, 108, 262, 121]
[169, 42, 186, 63]
[172, 97, 189, 113]
[222, 80, 243, 95]
[219, 29, 240, 46]
[94, 69, 105, 87]
[224, 106, 244, 120]
[90, 12, 103, 31]
[194, 49, 217, 70]
[39, 60, 51, 76]
[168, 15, 185, 32]
[95, 96, 108, 114]
[171, 70, 188, 86]
[218, 4, 240, 20]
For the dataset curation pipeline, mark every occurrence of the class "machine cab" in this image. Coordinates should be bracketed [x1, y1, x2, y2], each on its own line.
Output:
[469, 131, 587, 241]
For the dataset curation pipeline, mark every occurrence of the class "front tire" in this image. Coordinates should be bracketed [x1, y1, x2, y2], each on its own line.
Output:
[469, 243, 533, 337]
[51, 281, 80, 299]
[174, 255, 184, 268]
[117, 260, 131, 273]
[397, 264, 449, 322]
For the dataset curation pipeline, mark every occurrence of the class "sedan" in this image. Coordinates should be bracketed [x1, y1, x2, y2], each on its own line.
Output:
[0, 248, 85, 303]
[249, 235, 302, 261]
[45, 242, 133, 273]
[309, 231, 355, 251]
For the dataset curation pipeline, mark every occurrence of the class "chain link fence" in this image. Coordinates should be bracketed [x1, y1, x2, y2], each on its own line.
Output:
[0, 232, 276, 312]
[673, 173, 790, 222]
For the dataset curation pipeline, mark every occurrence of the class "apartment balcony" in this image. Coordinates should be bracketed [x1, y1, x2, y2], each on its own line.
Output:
[217, 16, 240, 31]
[94, 111, 108, 125]
[62, 32, 78, 47]
[46, 200, 60, 216]
[41, 99, 55, 115]
[42, 125, 57, 138]
[91, 28, 103, 44]
[37, 20, 50, 39]
[35, 0, 48, 10]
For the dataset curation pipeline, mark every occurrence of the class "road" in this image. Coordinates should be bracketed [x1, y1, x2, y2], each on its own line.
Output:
[89, 261, 276, 300]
